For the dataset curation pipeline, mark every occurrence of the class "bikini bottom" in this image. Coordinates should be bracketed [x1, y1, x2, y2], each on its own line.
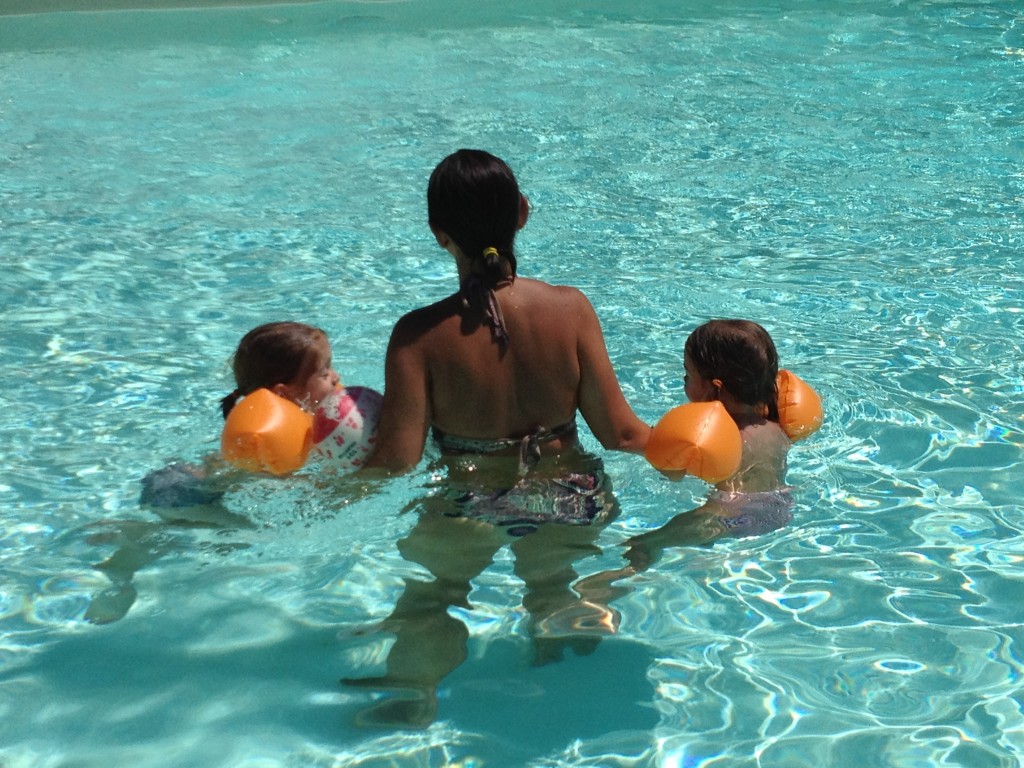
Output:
[441, 469, 617, 538]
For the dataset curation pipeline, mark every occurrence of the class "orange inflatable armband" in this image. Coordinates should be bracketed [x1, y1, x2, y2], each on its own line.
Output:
[645, 401, 743, 483]
[776, 369, 823, 441]
[220, 388, 314, 475]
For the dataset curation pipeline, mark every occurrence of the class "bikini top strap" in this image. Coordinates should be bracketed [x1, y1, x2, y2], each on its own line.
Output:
[461, 275, 511, 349]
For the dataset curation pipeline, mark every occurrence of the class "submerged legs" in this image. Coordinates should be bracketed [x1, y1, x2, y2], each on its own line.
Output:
[343, 512, 502, 728]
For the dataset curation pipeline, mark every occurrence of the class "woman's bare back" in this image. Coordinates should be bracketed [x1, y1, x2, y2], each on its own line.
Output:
[425, 278, 583, 440]
[370, 277, 648, 470]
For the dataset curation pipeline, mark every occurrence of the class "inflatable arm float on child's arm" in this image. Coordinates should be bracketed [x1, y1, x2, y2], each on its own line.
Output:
[645, 370, 823, 482]
[221, 387, 382, 474]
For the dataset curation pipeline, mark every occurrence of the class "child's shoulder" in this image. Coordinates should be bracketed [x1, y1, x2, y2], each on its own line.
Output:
[739, 418, 791, 449]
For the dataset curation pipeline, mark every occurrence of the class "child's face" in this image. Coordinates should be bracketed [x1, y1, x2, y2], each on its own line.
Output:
[683, 355, 717, 403]
[277, 357, 340, 411]
[302, 360, 341, 408]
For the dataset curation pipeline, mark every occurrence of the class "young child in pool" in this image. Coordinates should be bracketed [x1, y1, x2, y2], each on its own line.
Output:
[141, 320, 341, 513]
[220, 320, 341, 419]
[624, 318, 793, 568]
[576, 319, 793, 597]
[680, 318, 790, 493]
[88, 322, 341, 625]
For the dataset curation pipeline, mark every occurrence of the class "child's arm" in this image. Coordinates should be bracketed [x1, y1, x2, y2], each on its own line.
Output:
[139, 460, 253, 528]
[140, 462, 224, 508]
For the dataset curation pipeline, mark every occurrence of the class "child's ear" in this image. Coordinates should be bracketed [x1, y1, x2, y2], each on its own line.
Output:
[270, 382, 293, 400]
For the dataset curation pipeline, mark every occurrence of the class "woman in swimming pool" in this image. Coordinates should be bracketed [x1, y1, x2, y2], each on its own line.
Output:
[346, 150, 650, 727]
[366, 148, 650, 475]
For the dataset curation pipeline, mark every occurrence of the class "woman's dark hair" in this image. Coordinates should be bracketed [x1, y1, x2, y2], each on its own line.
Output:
[427, 149, 521, 285]
[219, 321, 330, 419]
[684, 319, 780, 421]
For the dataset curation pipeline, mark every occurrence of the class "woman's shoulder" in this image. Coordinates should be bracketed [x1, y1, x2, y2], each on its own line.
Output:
[517, 278, 592, 309]
[390, 294, 462, 341]
[519, 276, 583, 293]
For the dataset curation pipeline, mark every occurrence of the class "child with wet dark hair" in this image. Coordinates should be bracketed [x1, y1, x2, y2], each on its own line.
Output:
[620, 319, 793, 569]
[576, 319, 795, 615]
[142, 321, 339, 511]
[220, 321, 339, 419]
[88, 322, 341, 624]
[680, 319, 789, 494]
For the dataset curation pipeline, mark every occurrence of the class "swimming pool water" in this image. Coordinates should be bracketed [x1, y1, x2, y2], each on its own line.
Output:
[2, 0, 1023, 765]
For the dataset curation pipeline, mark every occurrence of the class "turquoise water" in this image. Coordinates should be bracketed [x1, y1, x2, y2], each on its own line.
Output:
[2, 0, 1023, 765]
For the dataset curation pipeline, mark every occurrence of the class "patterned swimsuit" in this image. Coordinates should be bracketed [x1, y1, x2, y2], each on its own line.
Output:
[431, 421, 617, 537]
